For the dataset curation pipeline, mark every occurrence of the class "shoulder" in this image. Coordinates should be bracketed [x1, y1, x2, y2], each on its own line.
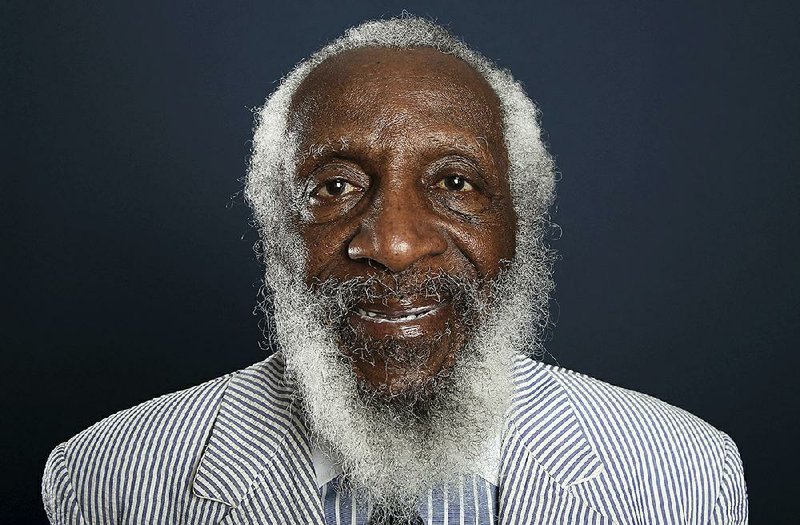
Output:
[52, 369, 232, 473]
[540, 358, 729, 461]
[508, 355, 748, 523]
[41, 354, 285, 524]
[512, 354, 731, 460]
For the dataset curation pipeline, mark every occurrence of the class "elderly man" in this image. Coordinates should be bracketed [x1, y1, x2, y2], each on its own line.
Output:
[42, 17, 747, 525]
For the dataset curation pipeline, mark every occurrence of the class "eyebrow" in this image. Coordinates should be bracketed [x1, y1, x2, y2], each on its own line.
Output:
[298, 133, 497, 172]
[432, 135, 496, 167]
[301, 138, 350, 162]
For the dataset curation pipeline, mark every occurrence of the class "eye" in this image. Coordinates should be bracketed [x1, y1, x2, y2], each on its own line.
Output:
[437, 174, 475, 192]
[313, 178, 359, 199]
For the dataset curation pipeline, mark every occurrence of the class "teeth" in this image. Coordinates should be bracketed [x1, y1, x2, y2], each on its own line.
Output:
[357, 308, 432, 322]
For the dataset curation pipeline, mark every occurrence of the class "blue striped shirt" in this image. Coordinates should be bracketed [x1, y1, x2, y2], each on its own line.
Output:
[319, 474, 498, 525]
[312, 428, 503, 524]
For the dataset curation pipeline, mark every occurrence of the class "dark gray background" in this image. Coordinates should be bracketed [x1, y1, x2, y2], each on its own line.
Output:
[3, 1, 798, 522]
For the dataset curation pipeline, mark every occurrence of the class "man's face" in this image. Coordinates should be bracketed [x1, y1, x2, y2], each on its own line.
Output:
[288, 47, 516, 397]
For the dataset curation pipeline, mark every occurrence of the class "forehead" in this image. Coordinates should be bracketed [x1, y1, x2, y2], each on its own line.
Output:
[288, 47, 506, 154]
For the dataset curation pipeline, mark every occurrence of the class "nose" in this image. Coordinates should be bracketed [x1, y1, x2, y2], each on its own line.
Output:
[347, 191, 448, 273]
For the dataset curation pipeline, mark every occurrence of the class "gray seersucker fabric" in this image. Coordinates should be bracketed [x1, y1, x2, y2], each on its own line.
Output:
[42, 352, 748, 524]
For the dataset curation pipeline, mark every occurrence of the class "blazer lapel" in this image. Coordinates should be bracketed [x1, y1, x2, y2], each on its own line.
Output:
[191, 353, 324, 524]
[218, 411, 324, 525]
[498, 356, 608, 524]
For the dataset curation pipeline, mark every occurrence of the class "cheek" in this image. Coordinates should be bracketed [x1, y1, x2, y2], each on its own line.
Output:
[451, 209, 516, 279]
[299, 223, 354, 283]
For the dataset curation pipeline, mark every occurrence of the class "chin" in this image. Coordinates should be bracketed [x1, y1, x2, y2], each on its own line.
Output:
[341, 325, 466, 404]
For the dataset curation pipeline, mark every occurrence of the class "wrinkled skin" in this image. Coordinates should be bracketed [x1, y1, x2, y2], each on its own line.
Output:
[288, 47, 516, 393]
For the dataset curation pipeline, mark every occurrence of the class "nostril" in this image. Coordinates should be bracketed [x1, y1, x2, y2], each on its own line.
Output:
[364, 258, 391, 272]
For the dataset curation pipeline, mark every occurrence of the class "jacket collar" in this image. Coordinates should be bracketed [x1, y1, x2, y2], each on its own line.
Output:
[501, 354, 605, 489]
[191, 353, 316, 509]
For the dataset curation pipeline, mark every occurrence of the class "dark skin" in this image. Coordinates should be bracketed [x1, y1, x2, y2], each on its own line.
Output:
[289, 47, 517, 393]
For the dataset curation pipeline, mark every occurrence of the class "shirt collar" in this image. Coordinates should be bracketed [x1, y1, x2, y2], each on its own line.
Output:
[311, 425, 504, 489]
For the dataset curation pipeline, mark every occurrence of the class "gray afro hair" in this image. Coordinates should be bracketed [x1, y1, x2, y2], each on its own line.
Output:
[245, 15, 556, 298]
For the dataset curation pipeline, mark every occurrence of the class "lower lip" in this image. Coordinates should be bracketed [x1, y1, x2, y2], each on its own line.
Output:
[347, 303, 452, 339]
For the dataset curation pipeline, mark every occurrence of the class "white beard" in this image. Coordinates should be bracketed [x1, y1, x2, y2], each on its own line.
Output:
[263, 252, 548, 515]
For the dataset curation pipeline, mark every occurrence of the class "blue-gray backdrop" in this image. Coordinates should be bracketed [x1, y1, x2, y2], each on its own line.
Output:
[3, 1, 798, 522]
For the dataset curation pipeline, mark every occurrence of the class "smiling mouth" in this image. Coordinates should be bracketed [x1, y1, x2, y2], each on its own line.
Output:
[355, 305, 441, 323]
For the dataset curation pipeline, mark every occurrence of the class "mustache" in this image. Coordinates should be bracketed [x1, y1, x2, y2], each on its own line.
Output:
[309, 271, 484, 314]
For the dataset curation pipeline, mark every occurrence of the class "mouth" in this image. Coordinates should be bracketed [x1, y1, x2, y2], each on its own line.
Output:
[355, 304, 441, 323]
[347, 300, 453, 340]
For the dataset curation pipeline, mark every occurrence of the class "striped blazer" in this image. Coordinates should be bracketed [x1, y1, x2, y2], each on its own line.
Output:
[42, 353, 748, 524]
